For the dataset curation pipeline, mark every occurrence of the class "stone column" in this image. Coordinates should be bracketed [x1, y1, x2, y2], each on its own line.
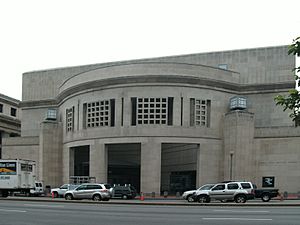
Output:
[223, 110, 255, 181]
[140, 140, 161, 195]
[90, 141, 107, 183]
[39, 121, 63, 188]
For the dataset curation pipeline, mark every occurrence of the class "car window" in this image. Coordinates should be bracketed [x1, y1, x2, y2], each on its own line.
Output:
[200, 184, 214, 190]
[60, 184, 68, 189]
[88, 185, 102, 190]
[241, 183, 251, 189]
[227, 183, 239, 190]
[76, 185, 87, 190]
[212, 184, 225, 191]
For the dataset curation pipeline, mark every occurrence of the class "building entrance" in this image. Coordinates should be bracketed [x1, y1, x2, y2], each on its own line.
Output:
[70, 145, 90, 176]
[161, 143, 198, 195]
[107, 143, 141, 192]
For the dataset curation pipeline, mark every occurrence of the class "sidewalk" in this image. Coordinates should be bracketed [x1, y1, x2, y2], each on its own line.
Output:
[3, 195, 300, 206]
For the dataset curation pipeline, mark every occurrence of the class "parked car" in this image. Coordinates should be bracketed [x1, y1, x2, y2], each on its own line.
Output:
[51, 184, 79, 198]
[64, 183, 111, 201]
[193, 181, 255, 203]
[111, 185, 137, 199]
[182, 184, 215, 202]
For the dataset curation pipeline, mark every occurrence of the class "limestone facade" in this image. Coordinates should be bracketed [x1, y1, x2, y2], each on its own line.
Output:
[2, 45, 300, 194]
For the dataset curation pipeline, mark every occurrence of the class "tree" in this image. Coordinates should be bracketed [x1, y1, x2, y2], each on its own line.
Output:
[275, 37, 300, 125]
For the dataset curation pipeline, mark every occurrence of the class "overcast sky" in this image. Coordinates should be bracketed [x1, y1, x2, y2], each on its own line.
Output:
[0, 0, 299, 100]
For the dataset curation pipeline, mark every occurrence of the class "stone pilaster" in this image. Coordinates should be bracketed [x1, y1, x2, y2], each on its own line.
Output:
[39, 121, 63, 188]
[90, 141, 107, 183]
[140, 140, 161, 194]
[223, 110, 255, 181]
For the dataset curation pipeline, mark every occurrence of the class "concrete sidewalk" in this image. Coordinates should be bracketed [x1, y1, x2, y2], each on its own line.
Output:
[2, 196, 300, 206]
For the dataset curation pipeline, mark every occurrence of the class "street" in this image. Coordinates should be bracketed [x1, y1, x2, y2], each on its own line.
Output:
[0, 199, 300, 225]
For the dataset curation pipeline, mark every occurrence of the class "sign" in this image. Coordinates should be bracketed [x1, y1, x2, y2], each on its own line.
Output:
[262, 176, 275, 188]
[0, 162, 17, 175]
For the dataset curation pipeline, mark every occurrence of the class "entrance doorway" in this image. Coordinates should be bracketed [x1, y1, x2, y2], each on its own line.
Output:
[107, 143, 141, 192]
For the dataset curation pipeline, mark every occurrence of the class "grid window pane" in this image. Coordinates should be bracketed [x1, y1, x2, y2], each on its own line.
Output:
[86, 100, 111, 128]
[194, 99, 208, 127]
[136, 97, 168, 125]
[66, 107, 74, 132]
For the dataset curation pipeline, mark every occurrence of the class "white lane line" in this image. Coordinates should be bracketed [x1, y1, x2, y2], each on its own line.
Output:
[214, 209, 270, 213]
[0, 209, 27, 213]
[24, 204, 64, 208]
[203, 218, 272, 221]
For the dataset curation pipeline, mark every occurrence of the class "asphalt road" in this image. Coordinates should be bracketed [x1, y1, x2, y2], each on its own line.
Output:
[0, 199, 300, 225]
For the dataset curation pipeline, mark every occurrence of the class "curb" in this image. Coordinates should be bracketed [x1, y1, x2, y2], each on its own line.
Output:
[2, 197, 300, 207]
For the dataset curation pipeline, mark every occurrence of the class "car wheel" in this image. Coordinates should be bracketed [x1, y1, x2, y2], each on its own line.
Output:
[187, 195, 194, 202]
[198, 195, 209, 203]
[261, 193, 271, 202]
[93, 194, 102, 201]
[122, 195, 128, 200]
[65, 194, 73, 200]
[234, 195, 246, 203]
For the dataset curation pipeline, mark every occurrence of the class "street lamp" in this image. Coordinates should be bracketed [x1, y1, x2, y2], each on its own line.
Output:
[229, 151, 234, 180]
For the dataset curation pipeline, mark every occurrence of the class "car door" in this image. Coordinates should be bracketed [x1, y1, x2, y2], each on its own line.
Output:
[73, 185, 88, 199]
[209, 184, 226, 200]
[226, 183, 240, 199]
[86, 184, 102, 199]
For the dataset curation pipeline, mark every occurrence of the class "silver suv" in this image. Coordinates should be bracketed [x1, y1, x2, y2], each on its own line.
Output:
[64, 183, 111, 201]
[193, 181, 254, 203]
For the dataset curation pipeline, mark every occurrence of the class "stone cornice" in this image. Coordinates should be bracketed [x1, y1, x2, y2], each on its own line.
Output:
[20, 76, 294, 108]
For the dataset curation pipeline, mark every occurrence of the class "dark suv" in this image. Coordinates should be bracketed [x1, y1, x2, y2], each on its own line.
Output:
[111, 185, 137, 199]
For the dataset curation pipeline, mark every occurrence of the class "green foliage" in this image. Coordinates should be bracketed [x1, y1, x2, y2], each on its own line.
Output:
[274, 37, 300, 125]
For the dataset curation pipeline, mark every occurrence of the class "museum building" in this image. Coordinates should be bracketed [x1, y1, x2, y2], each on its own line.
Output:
[2, 45, 300, 195]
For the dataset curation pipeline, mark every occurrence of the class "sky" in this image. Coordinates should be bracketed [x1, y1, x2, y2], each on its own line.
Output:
[0, 0, 299, 100]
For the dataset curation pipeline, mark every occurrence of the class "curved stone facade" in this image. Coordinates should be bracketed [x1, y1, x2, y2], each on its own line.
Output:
[3, 45, 300, 195]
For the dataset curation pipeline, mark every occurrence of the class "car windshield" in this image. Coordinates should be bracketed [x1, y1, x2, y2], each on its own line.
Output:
[199, 184, 214, 190]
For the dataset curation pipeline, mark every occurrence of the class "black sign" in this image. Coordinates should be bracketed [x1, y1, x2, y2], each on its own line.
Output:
[262, 176, 275, 188]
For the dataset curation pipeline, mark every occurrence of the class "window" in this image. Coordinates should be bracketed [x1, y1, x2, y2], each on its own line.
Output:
[84, 99, 115, 128]
[0, 104, 3, 113]
[228, 183, 239, 190]
[218, 64, 228, 70]
[10, 107, 17, 117]
[132, 97, 173, 125]
[212, 184, 225, 191]
[241, 183, 251, 189]
[66, 107, 74, 132]
[190, 98, 211, 127]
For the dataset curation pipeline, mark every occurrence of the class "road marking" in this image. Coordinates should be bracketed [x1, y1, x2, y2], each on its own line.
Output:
[24, 204, 64, 208]
[214, 209, 270, 213]
[203, 218, 272, 221]
[0, 209, 26, 213]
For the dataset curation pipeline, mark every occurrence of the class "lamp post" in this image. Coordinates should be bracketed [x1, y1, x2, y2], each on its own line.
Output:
[229, 151, 234, 180]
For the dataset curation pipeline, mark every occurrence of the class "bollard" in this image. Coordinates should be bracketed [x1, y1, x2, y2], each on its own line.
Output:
[140, 192, 144, 201]
[163, 191, 168, 198]
[51, 191, 54, 199]
[280, 192, 284, 201]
